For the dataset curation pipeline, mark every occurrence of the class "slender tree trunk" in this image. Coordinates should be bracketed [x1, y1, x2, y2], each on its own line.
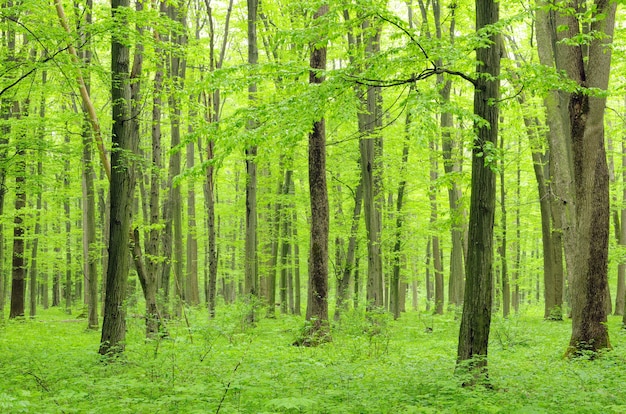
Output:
[202, 0, 232, 317]
[430, 140, 444, 315]
[456, 0, 500, 383]
[167, 1, 187, 317]
[186, 129, 199, 306]
[99, 0, 137, 356]
[360, 21, 384, 310]
[279, 170, 293, 314]
[391, 99, 412, 319]
[244, 0, 259, 322]
[265, 168, 283, 317]
[616, 135, 626, 316]
[64, 134, 72, 314]
[499, 124, 510, 318]
[293, 209, 301, 315]
[425, 239, 432, 311]
[29, 148, 43, 319]
[335, 180, 363, 320]
[76, 0, 99, 329]
[9, 103, 26, 319]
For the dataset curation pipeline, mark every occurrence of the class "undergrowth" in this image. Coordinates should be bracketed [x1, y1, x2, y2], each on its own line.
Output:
[1, 304, 626, 413]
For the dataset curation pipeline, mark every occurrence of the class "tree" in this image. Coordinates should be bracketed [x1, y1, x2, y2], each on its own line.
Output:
[245, 0, 260, 322]
[536, 0, 616, 356]
[9, 103, 26, 319]
[99, 0, 137, 356]
[303, 2, 331, 345]
[456, 0, 500, 383]
[360, 19, 385, 311]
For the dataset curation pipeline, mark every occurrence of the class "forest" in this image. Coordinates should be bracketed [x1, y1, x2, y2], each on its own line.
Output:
[1, 0, 626, 412]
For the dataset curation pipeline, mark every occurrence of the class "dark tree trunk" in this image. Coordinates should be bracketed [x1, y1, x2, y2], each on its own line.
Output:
[304, 4, 330, 344]
[244, 0, 259, 322]
[10, 102, 26, 319]
[456, 0, 500, 383]
[99, 0, 136, 356]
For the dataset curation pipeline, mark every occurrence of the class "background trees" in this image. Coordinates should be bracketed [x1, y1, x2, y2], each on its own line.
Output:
[0, 0, 622, 369]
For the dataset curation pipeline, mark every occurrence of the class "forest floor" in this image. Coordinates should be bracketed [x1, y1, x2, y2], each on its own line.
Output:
[1, 302, 626, 413]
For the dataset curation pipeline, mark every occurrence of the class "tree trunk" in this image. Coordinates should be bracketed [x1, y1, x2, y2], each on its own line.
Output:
[76, 0, 99, 329]
[64, 134, 72, 314]
[186, 128, 199, 306]
[430, 139, 444, 315]
[167, 1, 187, 317]
[244, 0, 259, 322]
[456, 0, 500, 383]
[499, 125, 510, 318]
[10, 103, 26, 319]
[537, 0, 616, 356]
[360, 21, 384, 310]
[304, 3, 330, 344]
[335, 180, 363, 321]
[99, 0, 136, 356]
[279, 170, 293, 314]
[390, 83, 413, 319]
[29, 143, 43, 319]
[293, 209, 301, 315]
[616, 136, 626, 316]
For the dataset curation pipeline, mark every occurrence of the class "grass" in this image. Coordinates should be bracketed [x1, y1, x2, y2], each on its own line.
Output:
[1, 303, 626, 413]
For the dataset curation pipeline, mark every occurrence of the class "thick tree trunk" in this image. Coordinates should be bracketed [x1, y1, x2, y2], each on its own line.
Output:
[456, 0, 500, 383]
[304, 4, 330, 344]
[537, 0, 616, 356]
[99, 0, 136, 356]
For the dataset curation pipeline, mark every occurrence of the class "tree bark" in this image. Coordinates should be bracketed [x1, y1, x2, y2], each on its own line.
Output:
[430, 139, 444, 315]
[244, 0, 259, 322]
[537, 0, 616, 356]
[99, 0, 136, 356]
[499, 123, 510, 318]
[304, 3, 330, 344]
[64, 134, 72, 314]
[616, 136, 626, 316]
[360, 20, 384, 310]
[456, 0, 500, 383]
[166, 1, 187, 317]
[9, 102, 26, 319]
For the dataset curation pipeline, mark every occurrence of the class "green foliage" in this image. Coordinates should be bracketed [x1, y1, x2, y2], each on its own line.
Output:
[2, 306, 626, 413]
